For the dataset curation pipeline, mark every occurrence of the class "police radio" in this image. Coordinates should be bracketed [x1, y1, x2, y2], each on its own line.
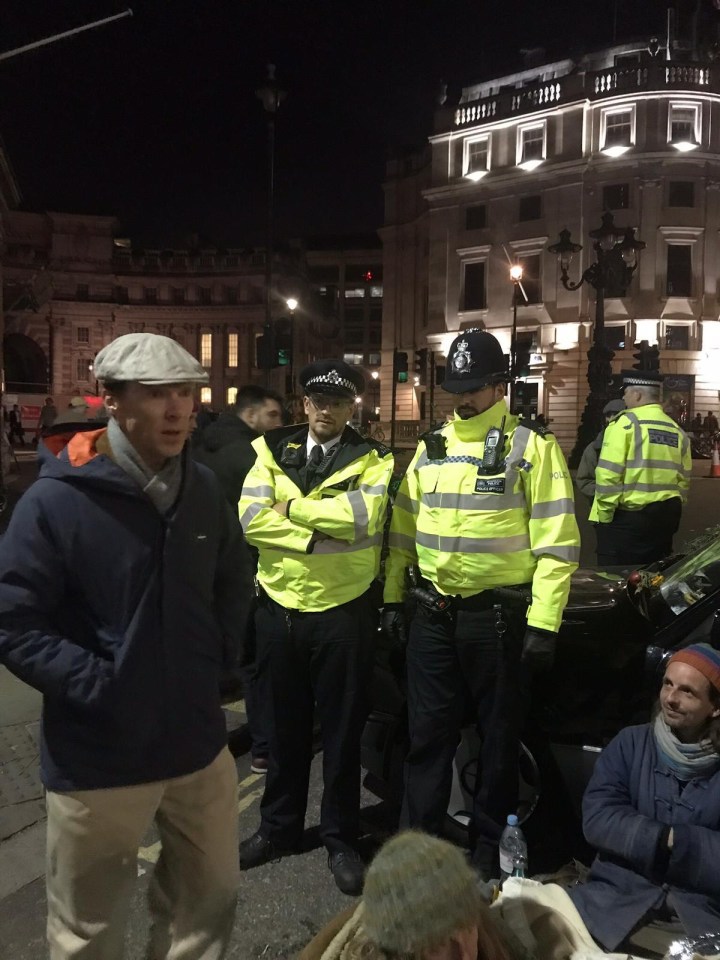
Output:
[480, 416, 506, 474]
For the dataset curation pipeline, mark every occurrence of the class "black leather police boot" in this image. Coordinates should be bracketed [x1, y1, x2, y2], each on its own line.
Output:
[239, 831, 298, 869]
[328, 849, 365, 896]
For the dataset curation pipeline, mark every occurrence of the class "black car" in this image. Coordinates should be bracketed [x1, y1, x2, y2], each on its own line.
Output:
[361, 535, 720, 851]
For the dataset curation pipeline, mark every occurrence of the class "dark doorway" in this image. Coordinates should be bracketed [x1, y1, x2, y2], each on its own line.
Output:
[4, 333, 48, 393]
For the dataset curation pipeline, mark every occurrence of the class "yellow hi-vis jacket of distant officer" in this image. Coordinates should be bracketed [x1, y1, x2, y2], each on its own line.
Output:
[384, 399, 580, 633]
[589, 404, 691, 524]
[239, 426, 394, 612]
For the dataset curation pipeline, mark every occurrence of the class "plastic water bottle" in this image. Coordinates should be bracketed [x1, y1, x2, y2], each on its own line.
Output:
[499, 814, 528, 885]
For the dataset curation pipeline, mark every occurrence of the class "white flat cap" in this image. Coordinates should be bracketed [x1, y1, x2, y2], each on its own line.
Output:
[94, 333, 209, 385]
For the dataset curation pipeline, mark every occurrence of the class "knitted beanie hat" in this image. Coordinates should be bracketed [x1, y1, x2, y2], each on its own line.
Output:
[361, 831, 481, 955]
[669, 643, 720, 694]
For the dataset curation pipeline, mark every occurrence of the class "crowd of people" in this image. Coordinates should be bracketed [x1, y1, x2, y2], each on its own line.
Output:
[0, 328, 717, 960]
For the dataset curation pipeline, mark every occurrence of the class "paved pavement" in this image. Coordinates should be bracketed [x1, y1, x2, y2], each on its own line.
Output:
[1, 452, 719, 955]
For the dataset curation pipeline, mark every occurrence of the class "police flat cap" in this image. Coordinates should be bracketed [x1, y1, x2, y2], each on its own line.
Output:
[603, 399, 626, 416]
[94, 333, 209, 385]
[299, 359, 365, 398]
[621, 369, 663, 388]
[442, 328, 508, 394]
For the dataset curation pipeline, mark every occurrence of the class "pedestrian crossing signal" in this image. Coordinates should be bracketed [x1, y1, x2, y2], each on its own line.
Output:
[394, 350, 409, 383]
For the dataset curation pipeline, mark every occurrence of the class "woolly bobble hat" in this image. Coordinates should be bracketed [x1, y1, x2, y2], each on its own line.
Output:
[361, 831, 481, 955]
[669, 643, 720, 694]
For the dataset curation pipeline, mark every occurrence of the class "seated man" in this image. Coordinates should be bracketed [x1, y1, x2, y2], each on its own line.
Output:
[570, 643, 720, 957]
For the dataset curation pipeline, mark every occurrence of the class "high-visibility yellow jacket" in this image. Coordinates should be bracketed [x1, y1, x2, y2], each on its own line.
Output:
[384, 399, 580, 632]
[239, 425, 393, 612]
[589, 404, 691, 524]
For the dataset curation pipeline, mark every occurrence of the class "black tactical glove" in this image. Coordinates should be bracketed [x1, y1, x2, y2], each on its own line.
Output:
[381, 604, 407, 649]
[521, 626, 557, 673]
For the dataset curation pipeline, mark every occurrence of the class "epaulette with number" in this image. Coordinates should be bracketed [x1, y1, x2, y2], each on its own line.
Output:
[518, 417, 552, 439]
[368, 438, 392, 459]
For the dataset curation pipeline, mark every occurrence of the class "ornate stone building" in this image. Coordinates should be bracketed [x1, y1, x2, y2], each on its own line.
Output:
[2, 210, 323, 413]
[382, 38, 720, 452]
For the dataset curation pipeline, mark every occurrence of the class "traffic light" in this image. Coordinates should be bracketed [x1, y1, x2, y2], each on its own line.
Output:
[414, 348, 428, 385]
[632, 340, 660, 372]
[275, 317, 292, 367]
[256, 322, 277, 369]
[394, 350, 409, 383]
[255, 319, 293, 369]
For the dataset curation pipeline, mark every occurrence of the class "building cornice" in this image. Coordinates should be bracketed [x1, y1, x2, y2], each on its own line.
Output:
[422, 153, 720, 205]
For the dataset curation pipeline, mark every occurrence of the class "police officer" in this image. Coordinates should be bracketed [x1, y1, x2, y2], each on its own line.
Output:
[238, 360, 394, 895]
[383, 329, 580, 879]
[591, 370, 692, 567]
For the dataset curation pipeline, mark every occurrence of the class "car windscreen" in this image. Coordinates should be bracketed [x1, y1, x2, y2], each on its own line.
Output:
[658, 538, 720, 616]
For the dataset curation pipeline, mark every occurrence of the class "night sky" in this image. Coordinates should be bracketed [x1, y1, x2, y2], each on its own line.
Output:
[0, 1, 695, 247]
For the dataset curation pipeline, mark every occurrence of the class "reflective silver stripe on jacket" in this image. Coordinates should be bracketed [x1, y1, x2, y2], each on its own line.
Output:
[239, 502, 264, 529]
[241, 484, 274, 500]
[388, 532, 417, 553]
[595, 482, 682, 495]
[394, 491, 419, 515]
[532, 543, 580, 563]
[415, 531, 531, 554]
[347, 489, 369, 540]
[420, 491, 525, 511]
[530, 498, 575, 520]
[313, 532, 383, 554]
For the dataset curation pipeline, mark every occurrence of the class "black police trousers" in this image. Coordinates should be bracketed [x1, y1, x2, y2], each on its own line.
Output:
[401, 598, 523, 867]
[596, 497, 682, 568]
[255, 589, 376, 853]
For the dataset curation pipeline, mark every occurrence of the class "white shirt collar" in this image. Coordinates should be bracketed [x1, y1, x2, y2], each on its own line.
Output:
[306, 433, 341, 456]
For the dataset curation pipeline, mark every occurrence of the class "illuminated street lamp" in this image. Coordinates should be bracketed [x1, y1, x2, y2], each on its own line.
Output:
[509, 264, 524, 413]
[285, 296, 299, 391]
[548, 212, 645, 465]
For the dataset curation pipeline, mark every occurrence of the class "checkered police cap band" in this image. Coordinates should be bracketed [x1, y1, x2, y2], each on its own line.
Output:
[623, 375, 661, 387]
[305, 369, 357, 395]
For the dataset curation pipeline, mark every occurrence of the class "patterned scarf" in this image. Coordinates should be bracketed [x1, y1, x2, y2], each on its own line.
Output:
[106, 417, 183, 515]
[653, 713, 720, 781]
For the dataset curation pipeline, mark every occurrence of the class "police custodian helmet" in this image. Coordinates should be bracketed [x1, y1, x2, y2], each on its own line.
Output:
[442, 329, 509, 394]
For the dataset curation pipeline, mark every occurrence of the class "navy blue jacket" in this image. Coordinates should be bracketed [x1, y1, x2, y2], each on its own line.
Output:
[0, 427, 251, 791]
[570, 724, 720, 950]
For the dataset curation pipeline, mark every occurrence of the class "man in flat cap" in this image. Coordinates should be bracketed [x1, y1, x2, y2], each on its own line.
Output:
[590, 370, 692, 567]
[383, 329, 579, 880]
[0, 332, 251, 958]
[237, 359, 394, 895]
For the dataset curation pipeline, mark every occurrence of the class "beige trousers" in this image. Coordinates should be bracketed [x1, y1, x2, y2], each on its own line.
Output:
[46, 747, 239, 960]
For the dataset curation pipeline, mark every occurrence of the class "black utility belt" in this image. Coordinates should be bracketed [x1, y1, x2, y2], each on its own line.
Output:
[406, 567, 531, 615]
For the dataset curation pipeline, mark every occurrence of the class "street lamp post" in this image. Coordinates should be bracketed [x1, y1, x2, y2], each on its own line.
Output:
[285, 296, 298, 394]
[509, 263, 524, 413]
[370, 370, 380, 420]
[548, 212, 645, 466]
[256, 64, 286, 386]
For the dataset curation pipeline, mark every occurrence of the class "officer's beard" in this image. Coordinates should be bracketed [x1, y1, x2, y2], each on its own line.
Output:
[456, 403, 480, 420]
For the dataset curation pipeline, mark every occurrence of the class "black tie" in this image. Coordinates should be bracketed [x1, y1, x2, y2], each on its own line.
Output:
[303, 444, 324, 492]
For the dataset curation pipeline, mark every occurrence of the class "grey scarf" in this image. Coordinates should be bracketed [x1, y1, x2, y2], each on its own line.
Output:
[106, 417, 183, 514]
[653, 713, 720, 781]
